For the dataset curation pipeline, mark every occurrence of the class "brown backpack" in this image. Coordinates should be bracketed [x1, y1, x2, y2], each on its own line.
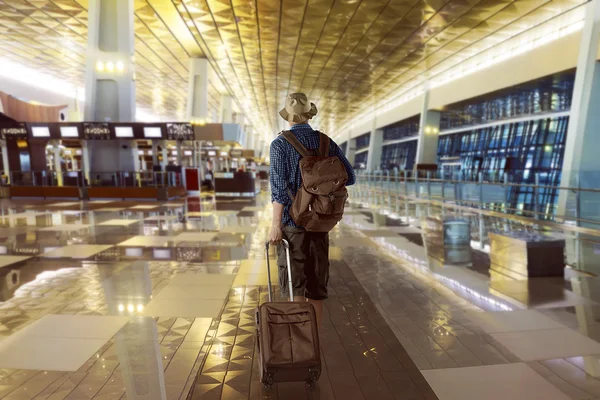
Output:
[281, 131, 348, 232]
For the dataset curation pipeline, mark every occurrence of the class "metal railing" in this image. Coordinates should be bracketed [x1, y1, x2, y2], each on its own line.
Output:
[351, 170, 600, 228]
[5, 170, 182, 188]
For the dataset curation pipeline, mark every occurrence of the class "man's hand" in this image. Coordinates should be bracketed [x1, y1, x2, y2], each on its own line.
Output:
[269, 225, 283, 244]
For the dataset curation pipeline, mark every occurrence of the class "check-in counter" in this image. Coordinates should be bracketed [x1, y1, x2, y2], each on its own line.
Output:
[214, 171, 260, 198]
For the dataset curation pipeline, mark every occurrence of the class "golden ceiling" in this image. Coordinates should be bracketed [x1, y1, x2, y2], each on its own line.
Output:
[0, 0, 588, 136]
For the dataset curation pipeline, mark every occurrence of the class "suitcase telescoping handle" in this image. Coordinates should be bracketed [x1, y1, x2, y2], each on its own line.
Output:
[265, 240, 294, 303]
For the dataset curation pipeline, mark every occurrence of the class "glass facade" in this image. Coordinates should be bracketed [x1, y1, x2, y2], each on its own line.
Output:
[440, 71, 575, 131]
[382, 116, 420, 141]
[354, 151, 368, 169]
[437, 116, 569, 213]
[355, 132, 370, 150]
[381, 140, 418, 171]
[339, 141, 347, 155]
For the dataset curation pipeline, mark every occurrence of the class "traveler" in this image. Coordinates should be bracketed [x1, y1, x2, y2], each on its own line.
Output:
[269, 92, 355, 329]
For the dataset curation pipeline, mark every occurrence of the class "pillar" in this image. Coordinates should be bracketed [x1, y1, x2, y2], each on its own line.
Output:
[176, 141, 183, 166]
[415, 89, 441, 167]
[161, 141, 168, 168]
[187, 58, 210, 123]
[257, 139, 265, 159]
[1, 141, 9, 184]
[151, 141, 158, 167]
[558, 0, 600, 222]
[246, 126, 254, 151]
[84, 0, 136, 122]
[54, 142, 63, 187]
[345, 129, 356, 166]
[82, 140, 91, 184]
[220, 95, 234, 123]
[131, 141, 140, 172]
[366, 118, 383, 171]
[234, 113, 245, 126]
[72, 157, 78, 171]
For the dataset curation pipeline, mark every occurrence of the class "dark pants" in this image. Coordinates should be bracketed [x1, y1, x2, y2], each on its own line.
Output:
[277, 226, 330, 300]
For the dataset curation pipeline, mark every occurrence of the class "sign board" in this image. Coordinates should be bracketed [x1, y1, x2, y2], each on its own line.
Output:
[83, 123, 110, 140]
[166, 123, 194, 140]
[0, 123, 28, 140]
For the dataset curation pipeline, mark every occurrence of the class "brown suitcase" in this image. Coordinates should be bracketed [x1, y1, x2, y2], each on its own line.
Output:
[255, 240, 321, 389]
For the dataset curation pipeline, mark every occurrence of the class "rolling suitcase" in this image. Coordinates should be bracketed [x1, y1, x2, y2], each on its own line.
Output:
[255, 239, 321, 389]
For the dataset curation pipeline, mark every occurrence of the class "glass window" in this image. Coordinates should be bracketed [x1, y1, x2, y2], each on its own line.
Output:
[354, 151, 368, 170]
[382, 115, 420, 141]
[380, 140, 418, 171]
[439, 71, 575, 130]
[437, 116, 569, 214]
[355, 133, 370, 150]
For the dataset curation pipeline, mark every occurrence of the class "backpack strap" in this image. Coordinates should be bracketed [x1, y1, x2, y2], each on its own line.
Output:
[318, 132, 330, 157]
[281, 131, 310, 157]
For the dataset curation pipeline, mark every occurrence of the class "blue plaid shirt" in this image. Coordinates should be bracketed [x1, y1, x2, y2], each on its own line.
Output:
[270, 123, 356, 228]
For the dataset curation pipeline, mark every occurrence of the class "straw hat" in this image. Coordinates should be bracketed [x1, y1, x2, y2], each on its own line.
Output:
[279, 93, 318, 123]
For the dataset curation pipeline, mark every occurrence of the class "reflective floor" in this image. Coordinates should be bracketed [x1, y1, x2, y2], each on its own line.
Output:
[0, 194, 599, 399]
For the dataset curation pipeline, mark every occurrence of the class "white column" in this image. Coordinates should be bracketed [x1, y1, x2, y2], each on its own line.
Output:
[557, 0, 600, 219]
[176, 141, 183, 166]
[72, 157, 78, 171]
[246, 126, 254, 151]
[187, 58, 210, 123]
[366, 117, 383, 171]
[84, 0, 136, 122]
[220, 95, 234, 123]
[234, 112, 245, 126]
[161, 141, 168, 168]
[345, 129, 356, 166]
[1, 140, 9, 184]
[131, 140, 141, 186]
[415, 89, 441, 167]
[82, 140, 90, 184]
[54, 142, 63, 187]
[131, 141, 140, 172]
[257, 139, 265, 159]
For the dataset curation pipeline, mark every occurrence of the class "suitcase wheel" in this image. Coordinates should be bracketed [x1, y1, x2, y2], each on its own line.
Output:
[307, 368, 319, 389]
[261, 372, 274, 390]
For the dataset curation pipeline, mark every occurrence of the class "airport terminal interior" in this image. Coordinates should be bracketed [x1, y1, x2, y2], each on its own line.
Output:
[3, 0, 600, 399]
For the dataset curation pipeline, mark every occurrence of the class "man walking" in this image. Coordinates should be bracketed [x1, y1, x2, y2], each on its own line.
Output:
[269, 93, 355, 328]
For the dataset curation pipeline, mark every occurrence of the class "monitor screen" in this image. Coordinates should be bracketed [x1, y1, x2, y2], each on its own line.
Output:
[115, 126, 134, 137]
[31, 126, 50, 137]
[143, 127, 162, 138]
[60, 126, 79, 137]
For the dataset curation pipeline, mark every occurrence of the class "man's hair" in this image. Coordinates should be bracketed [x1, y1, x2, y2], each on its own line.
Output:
[291, 118, 309, 125]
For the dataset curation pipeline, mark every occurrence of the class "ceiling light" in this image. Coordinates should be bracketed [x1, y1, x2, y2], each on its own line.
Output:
[116, 61, 125, 72]
[96, 61, 104, 72]
[106, 62, 115, 72]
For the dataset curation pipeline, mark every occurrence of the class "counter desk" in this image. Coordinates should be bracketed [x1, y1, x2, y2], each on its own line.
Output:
[214, 171, 260, 198]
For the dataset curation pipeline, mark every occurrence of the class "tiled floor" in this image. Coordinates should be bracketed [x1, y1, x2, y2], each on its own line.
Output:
[0, 194, 600, 399]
